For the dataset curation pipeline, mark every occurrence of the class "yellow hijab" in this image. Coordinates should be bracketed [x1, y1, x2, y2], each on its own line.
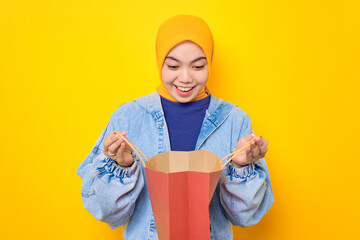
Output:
[155, 15, 214, 102]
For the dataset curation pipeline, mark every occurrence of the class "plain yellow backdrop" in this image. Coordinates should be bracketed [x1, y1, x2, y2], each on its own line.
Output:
[1, 0, 359, 239]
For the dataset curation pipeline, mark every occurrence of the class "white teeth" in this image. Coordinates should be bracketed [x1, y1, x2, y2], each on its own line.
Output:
[176, 86, 193, 92]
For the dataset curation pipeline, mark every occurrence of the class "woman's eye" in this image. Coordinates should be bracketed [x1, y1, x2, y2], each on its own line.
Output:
[194, 65, 205, 69]
[167, 65, 178, 69]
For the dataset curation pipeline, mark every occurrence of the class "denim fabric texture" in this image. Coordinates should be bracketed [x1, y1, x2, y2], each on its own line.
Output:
[76, 91, 274, 240]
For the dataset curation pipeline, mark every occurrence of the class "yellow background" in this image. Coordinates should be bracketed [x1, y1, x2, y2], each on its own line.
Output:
[1, 0, 359, 239]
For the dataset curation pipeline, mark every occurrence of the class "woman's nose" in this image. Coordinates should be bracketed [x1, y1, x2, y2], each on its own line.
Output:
[178, 69, 192, 83]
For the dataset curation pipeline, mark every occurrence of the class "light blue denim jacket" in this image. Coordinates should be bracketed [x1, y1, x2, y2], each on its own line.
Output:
[76, 91, 274, 240]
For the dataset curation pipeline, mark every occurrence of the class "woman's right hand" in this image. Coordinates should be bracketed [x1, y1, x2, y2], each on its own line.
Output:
[103, 131, 134, 167]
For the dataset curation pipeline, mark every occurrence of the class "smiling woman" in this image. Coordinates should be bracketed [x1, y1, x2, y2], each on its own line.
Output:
[160, 40, 209, 102]
[77, 14, 274, 240]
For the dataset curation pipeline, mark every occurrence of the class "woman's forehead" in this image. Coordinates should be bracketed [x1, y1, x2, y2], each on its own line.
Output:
[165, 41, 206, 59]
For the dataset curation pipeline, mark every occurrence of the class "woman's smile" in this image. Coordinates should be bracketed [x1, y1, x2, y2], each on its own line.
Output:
[175, 84, 195, 91]
[174, 84, 195, 96]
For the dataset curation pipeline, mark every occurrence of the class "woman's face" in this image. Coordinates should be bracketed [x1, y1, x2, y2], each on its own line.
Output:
[161, 40, 209, 103]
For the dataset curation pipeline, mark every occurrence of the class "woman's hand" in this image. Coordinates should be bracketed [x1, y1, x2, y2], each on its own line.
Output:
[103, 131, 134, 167]
[232, 133, 269, 168]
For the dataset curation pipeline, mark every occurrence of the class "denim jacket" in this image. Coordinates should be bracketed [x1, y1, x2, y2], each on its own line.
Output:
[76, 91, 274, 240]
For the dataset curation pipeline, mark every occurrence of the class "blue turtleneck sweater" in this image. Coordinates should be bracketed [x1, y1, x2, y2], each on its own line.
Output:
[160, 95, 211, 151]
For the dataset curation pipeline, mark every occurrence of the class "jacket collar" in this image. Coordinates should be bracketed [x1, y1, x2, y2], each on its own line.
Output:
[135, 91, 236, 150]
[136, 91, 235, 120]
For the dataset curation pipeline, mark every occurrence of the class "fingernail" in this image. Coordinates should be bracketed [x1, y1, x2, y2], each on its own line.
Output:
[251, 133, 256, 137]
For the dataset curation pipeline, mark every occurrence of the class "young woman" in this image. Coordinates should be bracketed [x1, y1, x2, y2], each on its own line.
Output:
[77, 15, 274, 240]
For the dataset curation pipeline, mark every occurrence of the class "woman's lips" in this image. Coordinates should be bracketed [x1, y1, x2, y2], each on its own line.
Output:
[174, 85, 195, 97]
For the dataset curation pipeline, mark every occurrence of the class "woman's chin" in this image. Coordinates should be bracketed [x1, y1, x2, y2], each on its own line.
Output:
[172, 92, 198, 103]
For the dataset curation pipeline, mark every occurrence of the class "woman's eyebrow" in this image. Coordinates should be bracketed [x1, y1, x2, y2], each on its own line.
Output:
[165, 56, 207, 63]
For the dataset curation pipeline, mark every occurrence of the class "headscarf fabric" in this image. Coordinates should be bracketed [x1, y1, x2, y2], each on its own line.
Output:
[155, 15, 214, 102]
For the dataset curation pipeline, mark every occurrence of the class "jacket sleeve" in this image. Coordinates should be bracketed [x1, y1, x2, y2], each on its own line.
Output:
[76, 106, 145, 229]
[219, 113, 274, 227]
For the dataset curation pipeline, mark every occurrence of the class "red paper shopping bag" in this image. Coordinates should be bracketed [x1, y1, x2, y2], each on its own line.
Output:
[113, 130, 256, 240]
[145, 151, 222, 240]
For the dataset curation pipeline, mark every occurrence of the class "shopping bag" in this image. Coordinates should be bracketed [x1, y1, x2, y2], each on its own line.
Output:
[113, 130, 256, 240]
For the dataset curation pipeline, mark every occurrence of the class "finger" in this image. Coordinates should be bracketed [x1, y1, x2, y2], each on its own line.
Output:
[246, 146, 253, 162]
[240, 134, 256, 144]
[251, 144, 261, 159]
[258, 139, 268, 157]
[250, 134, 259, 146]
[115, 142, 125, 156]
[256, 136, 264, 146]
[250, 140, 256, 150]
[108, 138, 125, 155]
[120, 140, 129, 151]
[117, 132, 130, 149]
[123, 140, 133, 153]
[116, 131, 132, 151]
[114, 131, 127, 140]
[103, 136, 113, 154]
[236, 133, 257, 150]
[259, 144, 268, 158]
[107, 131, 127, 150]
[263, 138, 268, 147]
[104, 133, 121, 151]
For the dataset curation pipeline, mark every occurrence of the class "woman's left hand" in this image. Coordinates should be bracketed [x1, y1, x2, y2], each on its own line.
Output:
[231, 133, 269, 168]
